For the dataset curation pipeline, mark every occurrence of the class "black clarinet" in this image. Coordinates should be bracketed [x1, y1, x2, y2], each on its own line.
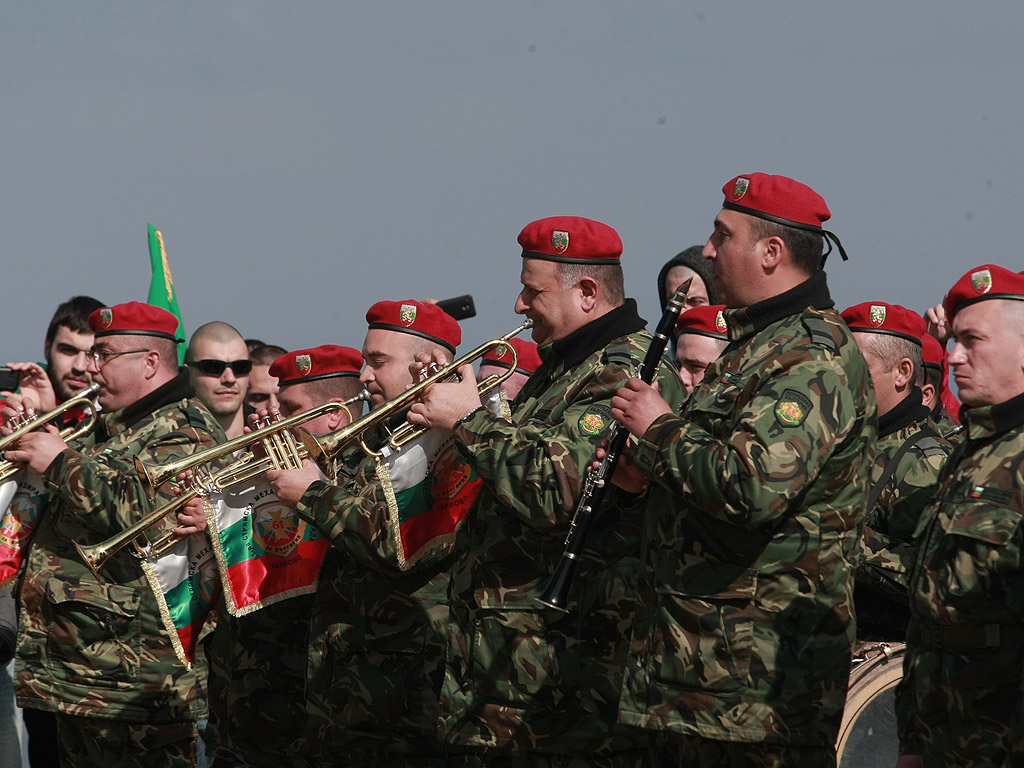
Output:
[537, 279, 692, 611]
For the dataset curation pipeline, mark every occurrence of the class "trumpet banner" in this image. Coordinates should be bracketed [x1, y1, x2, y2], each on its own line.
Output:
[207, 476, 329, 617]
[0, 470, 47, 588]
[140, 531, 221, 667]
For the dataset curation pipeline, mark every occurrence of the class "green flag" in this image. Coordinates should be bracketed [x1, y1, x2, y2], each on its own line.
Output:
[147, 224, 186, 364]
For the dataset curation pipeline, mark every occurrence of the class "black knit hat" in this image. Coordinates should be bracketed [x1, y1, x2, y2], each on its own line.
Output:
[656, 246, 717, 311]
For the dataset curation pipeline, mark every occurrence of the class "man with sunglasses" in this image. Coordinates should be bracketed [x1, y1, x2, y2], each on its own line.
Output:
[186, 322, 252, 440]
[1, 301, 225, 768]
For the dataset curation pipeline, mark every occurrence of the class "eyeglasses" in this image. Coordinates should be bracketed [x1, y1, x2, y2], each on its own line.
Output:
[88, 349, 150, 365]
[191, 359, 253, 376]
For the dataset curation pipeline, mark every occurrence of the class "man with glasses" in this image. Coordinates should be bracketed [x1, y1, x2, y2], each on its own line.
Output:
[1, 301, 225, 768]
[185, 322, 252, 440]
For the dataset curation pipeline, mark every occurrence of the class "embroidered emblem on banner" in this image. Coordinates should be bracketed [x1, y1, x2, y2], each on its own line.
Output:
[400, 304, 417, 326]
[774, 389, 813, 427]
[733, 177, 750, 201]
[971, 269, 993, 295]
[250, 500, 306, 558]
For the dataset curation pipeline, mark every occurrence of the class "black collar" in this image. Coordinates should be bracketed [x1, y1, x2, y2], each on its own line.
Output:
[111, 368, 196, 434]
[961, 389, 1024, 438]
[545, 299, 647, 371]
[879, 387, 930, 439]
[730, 270, 834, 335]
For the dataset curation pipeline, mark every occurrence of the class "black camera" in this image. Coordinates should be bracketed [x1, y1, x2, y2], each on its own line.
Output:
[435, 295, 476, 321]
[0, 367, 19, 393]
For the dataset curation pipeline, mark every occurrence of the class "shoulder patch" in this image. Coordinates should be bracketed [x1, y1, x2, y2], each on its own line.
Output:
[802, 314, 838, 354]
[774, 389, 813, 427]
[914, 436, 950, 459]
[966, 485, 1012, 504]
[578, 404, 613, 437]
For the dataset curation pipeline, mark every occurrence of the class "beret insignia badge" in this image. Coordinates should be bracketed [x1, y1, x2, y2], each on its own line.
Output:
[774, 389, 812, 427]
[552, 230, 570, 254]
[732, 177, 750, 201]
[869, 305, 886, 327]
[295, 355, 312, 376]
[400, 303, 417, 326]
[971, 269, 993, 295]
[716, 310, 728, 334]
[493, 344, 508, 360]
[99, 308, 113, 328]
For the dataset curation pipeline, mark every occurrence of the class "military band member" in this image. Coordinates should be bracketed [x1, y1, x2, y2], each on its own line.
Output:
[408, 216, 687, 765]
[896, 265, 1024, 768]
[477, 336, 541, 403]
[1, 302, 224, 768]
[608, 175, 877, 767]
[841, 302, 953, 641]
[672, 304, 729, 394]
[186, 322, 252, 440]
[203, 345, 365, 767]
[267, 300, 463, 767]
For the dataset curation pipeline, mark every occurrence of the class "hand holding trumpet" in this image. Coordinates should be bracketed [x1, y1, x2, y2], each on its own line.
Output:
[406, 352, 483, 433]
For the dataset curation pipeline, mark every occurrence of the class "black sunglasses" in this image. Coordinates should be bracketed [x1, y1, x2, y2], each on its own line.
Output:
[192, 359, 253, 376]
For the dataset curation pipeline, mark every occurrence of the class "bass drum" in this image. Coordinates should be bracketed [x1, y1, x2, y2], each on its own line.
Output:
[836, 641, 905, 768]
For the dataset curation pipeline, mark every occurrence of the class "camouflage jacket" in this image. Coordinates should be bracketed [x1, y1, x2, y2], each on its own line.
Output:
[617, 272, 878, 748]
[15, 369, 224, 722]
[896, 391, 1024, 758]
[855, 388, 951, 640]
[439, 299, 687, 754]
[294, 440, 452, 759]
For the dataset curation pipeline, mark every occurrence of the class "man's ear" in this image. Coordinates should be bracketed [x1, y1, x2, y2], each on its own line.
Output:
[578, 276, 599, 311]
[894, 357, 915, 388]
[762, 235, 785, 270]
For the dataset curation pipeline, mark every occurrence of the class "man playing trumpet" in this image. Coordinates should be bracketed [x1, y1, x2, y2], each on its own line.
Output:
[0, 301, 224, 768]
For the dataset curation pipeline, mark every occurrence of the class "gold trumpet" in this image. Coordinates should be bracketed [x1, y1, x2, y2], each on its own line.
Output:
[81, 390, 370, 576]
[0, 383, 101, 482]
[134, 393, 367, 500]
[300, 320, 533, 472]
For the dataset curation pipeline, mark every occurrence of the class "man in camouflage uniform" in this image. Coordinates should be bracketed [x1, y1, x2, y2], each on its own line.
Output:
[267, 300, 464, 767]
[841, 302, 953, 641]
[896, 264, 1024, 768]
[1, 302, 224, 768]
[408, 216, 687, 765]
[608, 174, 877, 767]
[202, 345, 366, 767]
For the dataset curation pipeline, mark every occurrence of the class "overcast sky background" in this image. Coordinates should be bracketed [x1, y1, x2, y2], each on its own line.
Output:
[1, 3, 1019, 363]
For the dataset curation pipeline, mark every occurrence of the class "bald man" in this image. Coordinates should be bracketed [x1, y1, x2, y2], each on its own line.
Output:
[186, 322, 252, 439]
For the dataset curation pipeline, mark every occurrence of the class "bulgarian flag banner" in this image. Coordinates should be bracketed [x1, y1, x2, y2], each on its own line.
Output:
[146, 224, 186, 365]
[376, 428, 484, 571]
[140, 529, 220, 668]
[0, 470, 47, 589]
[207, 476, 329, 617]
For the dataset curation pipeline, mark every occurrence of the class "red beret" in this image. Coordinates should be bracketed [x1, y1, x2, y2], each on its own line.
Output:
[518, 216, 622, 265]
[480, 338, 541, 376]
[89, 301, 181, 342]
[921, 333, 945, 372]
[841, 302, 926, 346]
[365, 300, 462, 354]
[944, 264, 1024, 321]
[721, 173, 848, 262]
[270, 345, 362, 387]
[675, 304, 729, 340]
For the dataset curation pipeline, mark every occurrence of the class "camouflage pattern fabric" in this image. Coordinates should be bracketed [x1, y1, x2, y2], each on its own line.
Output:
[896, 391, 1024, 766]
[617, 272, 878, 750]
[439, 299, 687, 755]
[855, 390, 952, 641]
[55, 712, 198, 768]
[294, 441, 453, 764]
[15, 369, 225, 724]
[202, 594, 311, 767]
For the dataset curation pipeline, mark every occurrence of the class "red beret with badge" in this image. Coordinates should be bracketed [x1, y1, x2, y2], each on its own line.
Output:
[365, 299, 462, 354]
[517, 216, 623, 265]
[721, 172, 848, 263]
[921, 333, 945, 373]
[270, 345, 363, 387]
[841, 301, 926, 346]
[675, 304, 729, 340]
[89, 301, 182, 342]
[943, 264, 1024, 321]
[480, 338, 541, 376]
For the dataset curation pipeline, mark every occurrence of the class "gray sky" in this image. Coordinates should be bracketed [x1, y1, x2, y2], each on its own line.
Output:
[2, 2, 1020, 362]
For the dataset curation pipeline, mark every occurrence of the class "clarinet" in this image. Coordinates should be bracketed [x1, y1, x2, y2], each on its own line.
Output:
[536, 279, 692, 611]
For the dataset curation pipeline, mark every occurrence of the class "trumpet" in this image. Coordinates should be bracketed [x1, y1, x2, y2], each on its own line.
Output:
[82, 390, 371, 576]
[300, 320, 533, 472]
[134, 393, 367, 500]
[0, 383, 101, 482]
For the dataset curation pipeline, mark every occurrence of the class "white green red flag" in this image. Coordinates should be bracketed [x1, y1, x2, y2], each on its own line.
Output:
[0, 470, 47, 589]
[140, 530, 220, 668]
[207, 476, 329, 617]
